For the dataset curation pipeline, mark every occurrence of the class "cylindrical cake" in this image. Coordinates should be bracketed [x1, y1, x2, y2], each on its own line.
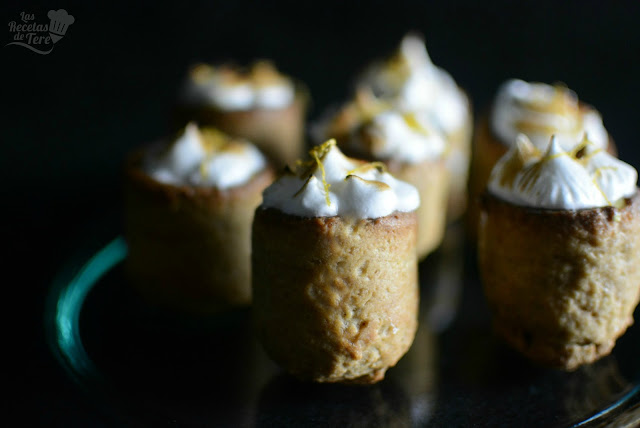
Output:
[124, 125, 274, 314]
[479, 191, 640, 370]
[444, 109, 473, 222]
[352, 33, 473, 223]
[174, 61, 308, 168]
[175, 90, 307, 168]
[478, 135, 640, 370]
[252, 209, 418, 383]
[252, 140, 421, 383]
[386, 159, 449, 258]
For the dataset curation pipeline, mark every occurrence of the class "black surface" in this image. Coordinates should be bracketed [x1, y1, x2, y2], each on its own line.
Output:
[6, 1, 640, 426]
[45, 222, 640, 427]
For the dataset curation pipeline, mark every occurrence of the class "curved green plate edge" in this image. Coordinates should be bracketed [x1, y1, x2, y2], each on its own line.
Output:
[44, 236, 127, 392]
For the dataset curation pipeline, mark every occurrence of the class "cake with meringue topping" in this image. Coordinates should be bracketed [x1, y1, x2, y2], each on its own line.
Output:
[314, 88, 449, 259]
[175, 60, 308, 168]
[467, 79, 616, 239]
[478, 134, 640, 370]
[124, 123, 275, 314]
[356, 33, 473, 221]
[252, 140, 420, 384]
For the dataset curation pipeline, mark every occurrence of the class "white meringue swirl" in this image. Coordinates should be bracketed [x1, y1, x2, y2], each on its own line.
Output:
[488, 135, 636, 209]
[491, 79, 609, 152]
[261, 140, 420, 218]
[145, 123, 267, 189]
[357, 33, 469, 135]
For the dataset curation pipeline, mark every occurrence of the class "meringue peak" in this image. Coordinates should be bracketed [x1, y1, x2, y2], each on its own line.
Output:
[261, 140, 420, 218]
[488, 134, 637, 209]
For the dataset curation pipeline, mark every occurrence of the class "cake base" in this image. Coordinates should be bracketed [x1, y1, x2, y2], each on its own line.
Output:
[386, 158, 449, 260]
[444, 101, 473, 223]
[124, 149, 274, 314]
[252, 208, 419, 383]
[478, 191, 640, 370]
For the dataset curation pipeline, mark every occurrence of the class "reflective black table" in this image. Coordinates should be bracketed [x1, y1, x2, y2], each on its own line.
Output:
[46, 222, 640, 427]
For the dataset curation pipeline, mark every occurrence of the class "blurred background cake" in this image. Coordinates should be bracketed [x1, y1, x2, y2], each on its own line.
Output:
[124, 123, 274, 314]
[355, 33, 473, 222]
[174, 61, 308, 168]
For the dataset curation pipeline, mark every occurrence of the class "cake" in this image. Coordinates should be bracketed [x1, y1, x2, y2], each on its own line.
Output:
[252, 140, 420, 383]
[467, 79, 616, 240]
[356, 33, 473, 221]
[314, 88, 449, 259]
[478, 134, 640, 370]
[124, 123, 274, 314]
[174, 60, 308, 168]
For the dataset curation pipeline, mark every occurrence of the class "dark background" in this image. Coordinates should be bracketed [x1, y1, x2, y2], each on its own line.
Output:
[5, 1, 640, 426]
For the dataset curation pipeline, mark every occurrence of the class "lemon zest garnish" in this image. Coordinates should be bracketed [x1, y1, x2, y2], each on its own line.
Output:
[292, 140, 336, 206]
[354, 87, 391, 121]
[591, 166, 619, 206]
[347, 161, 387, 176]
[292, 140, 391, 207]
[199, 160, 208, 180]
[251, 60, 288, 87]
[541, 152, 566, 162]
[345, 174, 391, 191]
[572, 135, 604, 164]
[200, 128, 228, 154]
[311, 145, 332, 207]
[402, 112, 429, 135]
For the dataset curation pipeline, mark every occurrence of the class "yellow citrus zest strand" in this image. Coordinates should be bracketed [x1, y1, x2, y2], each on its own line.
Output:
[347, 161, 387, 176]
[311, 147, 331, 207]
[293, 139, 337, 206]
[592, 166, 619, 206]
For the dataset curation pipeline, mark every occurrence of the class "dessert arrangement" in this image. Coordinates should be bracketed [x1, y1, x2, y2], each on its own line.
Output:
[121, 32, 640, 383]
[174, 60, 308, 168]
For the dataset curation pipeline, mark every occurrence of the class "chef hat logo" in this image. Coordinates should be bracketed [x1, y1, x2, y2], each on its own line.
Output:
[47, 9, 75, 43]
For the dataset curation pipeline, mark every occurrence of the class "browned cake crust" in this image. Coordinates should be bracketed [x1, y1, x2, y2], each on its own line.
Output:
[478, 190, 640, 370]
[252, 208, 419, 383]
[174, 87, 308, 168]
[386, 158, 449, 260]
[466, 109, 617, 242]
[124, 149, 275, 314]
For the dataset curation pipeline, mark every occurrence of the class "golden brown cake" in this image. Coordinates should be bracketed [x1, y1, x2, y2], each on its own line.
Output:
[354, 33, 473, 222]
[252, 140, 420, 383]
[314, 89, 449, 259]
[478, 135, 640, 370]
[124, 124, 274, 314]
[467, 79, 616, 241]
[174, 61, 308, 168]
